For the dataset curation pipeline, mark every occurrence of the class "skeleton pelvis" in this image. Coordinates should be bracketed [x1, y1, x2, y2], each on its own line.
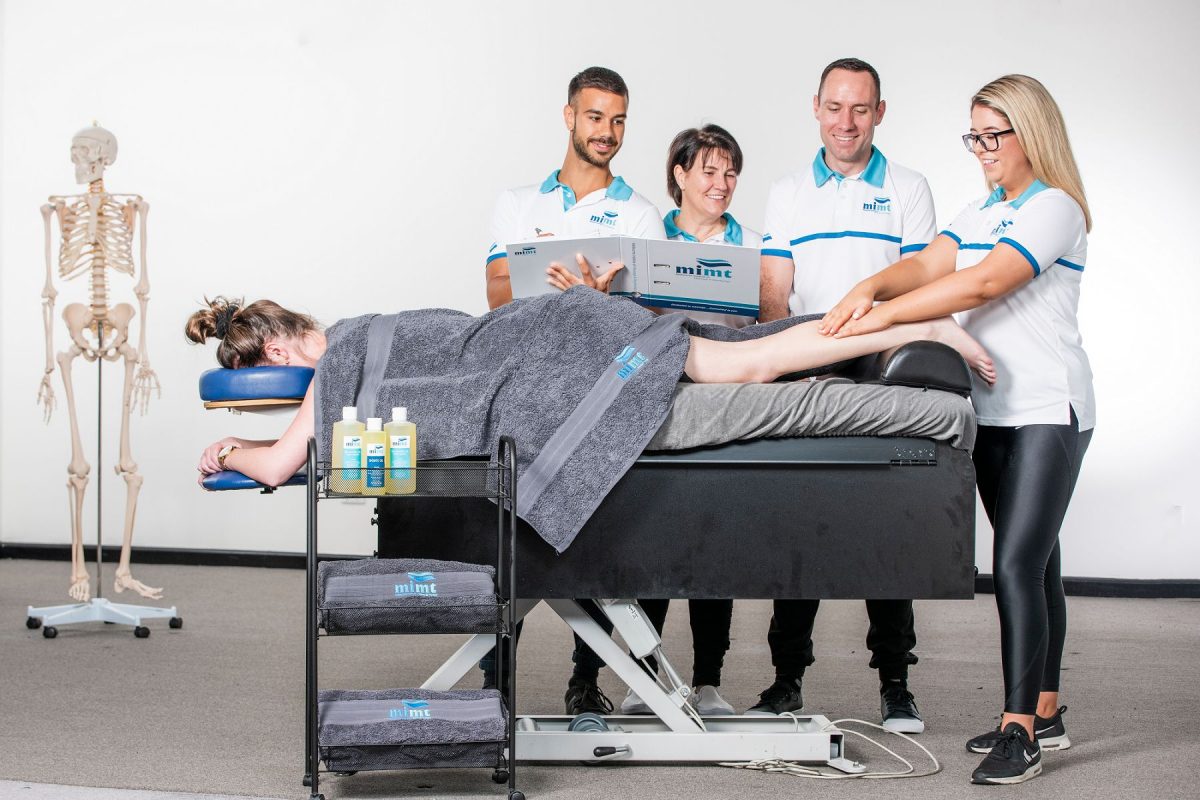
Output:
[62, 302, 133, 360]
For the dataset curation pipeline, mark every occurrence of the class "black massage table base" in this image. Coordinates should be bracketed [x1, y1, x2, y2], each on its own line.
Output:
[377, 436, 976, 600]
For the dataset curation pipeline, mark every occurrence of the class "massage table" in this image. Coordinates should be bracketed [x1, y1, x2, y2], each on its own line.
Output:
[200, 343, 976, 771]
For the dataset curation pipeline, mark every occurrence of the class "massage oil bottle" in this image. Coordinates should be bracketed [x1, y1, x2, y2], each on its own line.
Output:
[385, 406, 417, 495]
[331, 406, 365, 493]
[362, 417, 387, 496]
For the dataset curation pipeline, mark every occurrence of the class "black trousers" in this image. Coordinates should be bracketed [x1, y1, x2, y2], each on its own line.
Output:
[637, 598, 733, 686]
[973, 409, 1091, 715]
[768, 599, 918, 682]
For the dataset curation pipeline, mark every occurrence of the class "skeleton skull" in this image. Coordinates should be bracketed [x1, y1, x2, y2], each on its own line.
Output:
[71, 125, 118, 184]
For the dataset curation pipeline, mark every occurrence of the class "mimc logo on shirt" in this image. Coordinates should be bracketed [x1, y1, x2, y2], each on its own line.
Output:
[590, 210, 619, 227]
[862, 196, 892, 214]
[991, 219, 1014, 237]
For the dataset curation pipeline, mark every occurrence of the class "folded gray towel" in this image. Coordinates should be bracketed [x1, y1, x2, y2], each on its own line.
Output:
[317, 558, 497, 634]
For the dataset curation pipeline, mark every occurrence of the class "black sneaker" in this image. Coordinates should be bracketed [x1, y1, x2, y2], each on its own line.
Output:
[970, 722, 1043, 785]
[564, 678, 613, 716]
[966, 705, 1071, 753]
[880, 683, 925, 734]
[745, 677, 803, 716]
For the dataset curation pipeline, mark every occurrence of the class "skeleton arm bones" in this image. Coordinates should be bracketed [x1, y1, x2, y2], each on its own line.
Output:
[37, 203, 60, 421]
[130, 198, 161, 413]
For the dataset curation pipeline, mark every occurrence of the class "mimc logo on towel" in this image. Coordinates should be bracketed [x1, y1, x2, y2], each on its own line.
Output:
[613, 345, 648, 381]
[394, 572, 438, 596]
[389, 700, 433, 719]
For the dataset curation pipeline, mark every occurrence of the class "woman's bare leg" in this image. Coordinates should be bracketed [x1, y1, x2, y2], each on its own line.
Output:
[684, 317, 995, 384]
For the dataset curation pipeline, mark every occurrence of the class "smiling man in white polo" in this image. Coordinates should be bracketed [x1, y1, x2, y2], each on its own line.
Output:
[484, 66, 664, 309]
[754, 57, 935, 733]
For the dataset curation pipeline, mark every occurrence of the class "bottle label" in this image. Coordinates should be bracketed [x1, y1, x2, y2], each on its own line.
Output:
[365, 442, 386, 488]
[390, 435, 412, 480]
[341, 435, 362, 480]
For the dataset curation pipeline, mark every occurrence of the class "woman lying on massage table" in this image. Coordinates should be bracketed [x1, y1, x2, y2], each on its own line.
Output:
[188, 287, 993, 488]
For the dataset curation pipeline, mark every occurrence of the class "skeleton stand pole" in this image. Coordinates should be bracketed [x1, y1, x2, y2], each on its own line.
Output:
[95, 328, 103, 596]
[24, 318, 178, 638]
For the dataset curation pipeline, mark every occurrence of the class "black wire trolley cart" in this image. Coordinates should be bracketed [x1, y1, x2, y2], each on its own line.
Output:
[304, 435, 521, 800]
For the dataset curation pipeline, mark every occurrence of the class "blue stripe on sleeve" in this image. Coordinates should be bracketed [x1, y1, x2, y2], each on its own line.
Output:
[997, 237, 1041, 277]
[899, 243, 928, 255]
[761, 248, 793, 260]
[1054, 257, 1085, 272]
[790, 230, 902, 246]
[939, 229, 962, 245]
[486, 251, 506, 265]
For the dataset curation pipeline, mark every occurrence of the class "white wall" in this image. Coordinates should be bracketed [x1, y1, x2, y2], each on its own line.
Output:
[1, 0, 1197, 579]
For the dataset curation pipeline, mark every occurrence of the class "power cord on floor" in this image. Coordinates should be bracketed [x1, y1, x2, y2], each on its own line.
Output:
[718, 716, 941, 780]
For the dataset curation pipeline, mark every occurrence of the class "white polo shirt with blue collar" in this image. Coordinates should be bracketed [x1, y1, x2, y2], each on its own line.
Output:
[762, 147, 936, 315]
[943, 179, 1094, 430]
[486, 171, 665, 266]
[664, 209, 762, 328]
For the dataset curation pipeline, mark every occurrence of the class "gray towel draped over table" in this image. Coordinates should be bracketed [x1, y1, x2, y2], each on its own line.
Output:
[314, 286, 825, 553]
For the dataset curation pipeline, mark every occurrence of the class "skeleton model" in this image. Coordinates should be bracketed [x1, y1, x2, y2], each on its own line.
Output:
[37, 125, 162, 603]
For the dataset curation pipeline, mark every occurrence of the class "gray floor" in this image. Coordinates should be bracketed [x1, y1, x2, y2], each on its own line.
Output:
[1, 558, 1197, 800]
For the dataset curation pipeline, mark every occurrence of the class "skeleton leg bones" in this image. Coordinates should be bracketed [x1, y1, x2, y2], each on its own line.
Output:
[112, 338, 161, 599]
[56, 341, 91, 602]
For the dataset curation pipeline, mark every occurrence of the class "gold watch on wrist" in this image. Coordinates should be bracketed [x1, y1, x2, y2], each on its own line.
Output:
[217, 444, 238, 469]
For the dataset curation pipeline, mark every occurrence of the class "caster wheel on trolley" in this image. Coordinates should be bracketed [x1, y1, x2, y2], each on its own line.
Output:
[26, 616, 41, 630]
[42, 626, 58, 639]
[508, 791, 525, 800]
[169, 617, 183, 629]
[134, 626, 150, 638]
[302, 774, 312, 787]
[492, 769, 509, 784]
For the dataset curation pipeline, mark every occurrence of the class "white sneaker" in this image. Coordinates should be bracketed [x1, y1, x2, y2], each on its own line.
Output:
[689, 684, 735, 716]
[620, 687, 652, 715]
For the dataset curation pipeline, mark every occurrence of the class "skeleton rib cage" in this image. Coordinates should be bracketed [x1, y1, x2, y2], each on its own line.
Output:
[53, 193, 139, 324]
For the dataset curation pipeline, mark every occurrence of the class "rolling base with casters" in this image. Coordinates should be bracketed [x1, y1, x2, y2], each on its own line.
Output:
[26, 598, 180, 638]
[426, 598, 865, 772]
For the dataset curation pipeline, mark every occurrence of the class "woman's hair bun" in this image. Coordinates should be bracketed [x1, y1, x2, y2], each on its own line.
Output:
[185, 296, 243, 345]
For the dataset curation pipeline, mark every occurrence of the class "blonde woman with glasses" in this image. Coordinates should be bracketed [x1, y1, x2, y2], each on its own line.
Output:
[820, 74, 1094, 785]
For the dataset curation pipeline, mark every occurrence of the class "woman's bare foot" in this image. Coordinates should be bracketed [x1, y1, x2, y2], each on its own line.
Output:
[928, 317, 996, 385]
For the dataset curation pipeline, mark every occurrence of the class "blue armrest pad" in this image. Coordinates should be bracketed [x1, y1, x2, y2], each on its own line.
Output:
[202, 470, 307, 491]
[199, 366, 314, 402]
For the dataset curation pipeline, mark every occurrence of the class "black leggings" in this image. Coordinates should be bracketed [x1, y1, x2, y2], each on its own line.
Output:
[973, 409, 1092, 715]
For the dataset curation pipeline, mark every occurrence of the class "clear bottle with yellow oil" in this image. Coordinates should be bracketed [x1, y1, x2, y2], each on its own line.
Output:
[385, 406, 417, 495]
[330, 406, 365, 493]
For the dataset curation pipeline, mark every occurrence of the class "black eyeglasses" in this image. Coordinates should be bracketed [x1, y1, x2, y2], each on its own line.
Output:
[962, 129, 1015, 152]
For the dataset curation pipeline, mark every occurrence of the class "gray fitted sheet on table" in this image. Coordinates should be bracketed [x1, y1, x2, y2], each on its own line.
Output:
[647, 379, 976, 452]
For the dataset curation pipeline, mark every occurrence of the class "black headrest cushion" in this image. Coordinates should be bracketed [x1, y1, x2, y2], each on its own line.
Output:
[879, 341, 972, 397]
